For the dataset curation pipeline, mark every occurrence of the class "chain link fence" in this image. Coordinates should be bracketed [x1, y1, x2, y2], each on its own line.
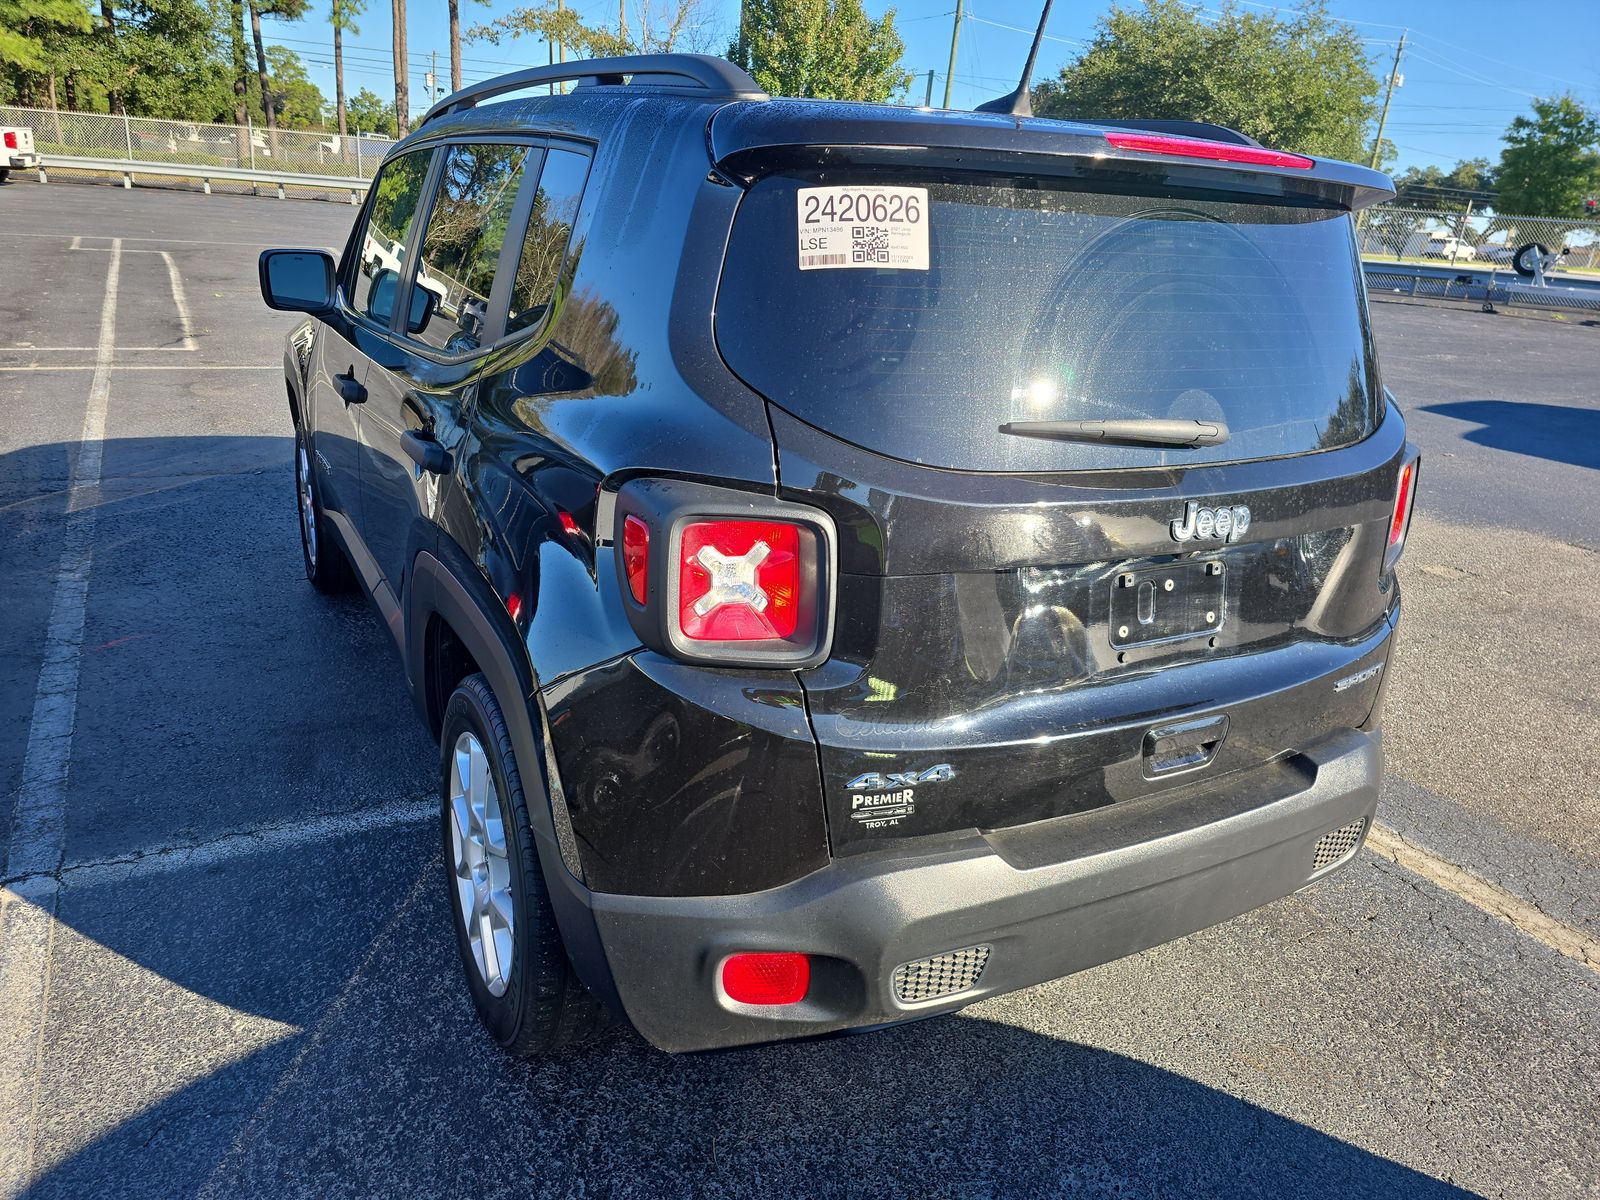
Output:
[1357, 205, 1600, 275]
[7, 105, 1600, 264]
[0, 105, 393, 198]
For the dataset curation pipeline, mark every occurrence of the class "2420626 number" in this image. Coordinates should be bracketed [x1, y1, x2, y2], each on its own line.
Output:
[801, 190, 922, 225]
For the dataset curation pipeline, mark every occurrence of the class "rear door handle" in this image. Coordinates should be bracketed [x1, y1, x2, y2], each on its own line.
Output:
[401, 429, 451, 475]
[335, 369, 366, 405]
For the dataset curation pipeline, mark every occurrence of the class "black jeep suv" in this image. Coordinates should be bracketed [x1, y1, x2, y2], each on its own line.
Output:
[259, 54, 1416, 1054]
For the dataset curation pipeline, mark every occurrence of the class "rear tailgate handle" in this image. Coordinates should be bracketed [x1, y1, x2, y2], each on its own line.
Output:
[1143, 714, 1229, 777]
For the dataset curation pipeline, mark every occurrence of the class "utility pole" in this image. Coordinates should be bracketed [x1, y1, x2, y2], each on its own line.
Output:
[924, 69, 935, 107]
[1369, 30, 1405, 170]
[942, 0, 964, 109]
[619, 0, 627, 47]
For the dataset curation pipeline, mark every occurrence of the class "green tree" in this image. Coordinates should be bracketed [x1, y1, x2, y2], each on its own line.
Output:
[331, 0, 365, 136]
[727, 0, 910, 101]
[347, 85, 395, 134]
[0, 0, 91, 105]
[7, 0, 232, 120]
[469, 0, 709, 59]
[1493, 94, 1600, 217]
[1032, 0, 1377, 161]
[259, 44, 325, 127]
[247, 0, 309, 132]
[1390, 158, 1494, 210]
[391, 0, 407, 134]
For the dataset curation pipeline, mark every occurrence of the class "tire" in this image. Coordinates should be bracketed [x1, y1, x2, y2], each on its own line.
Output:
[441, 674, 610, 1056]
[0, 169, 10, 184]
[295, 425, 356, 593]
[1512, 242, 1550, 279]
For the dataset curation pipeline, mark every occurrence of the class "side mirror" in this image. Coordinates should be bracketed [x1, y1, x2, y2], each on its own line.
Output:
[366, 269, 440, 334]
[259, 249, 336, 314]
[406, 281, 439, 334]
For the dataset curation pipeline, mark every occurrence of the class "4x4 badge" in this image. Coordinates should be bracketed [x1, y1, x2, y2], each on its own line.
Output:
[846, 764, 955, 790]
[1171, 501, 1251, 544]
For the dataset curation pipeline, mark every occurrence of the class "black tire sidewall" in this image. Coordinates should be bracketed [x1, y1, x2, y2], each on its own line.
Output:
[295, 425, 353, 592]
[439, 676, 556, 1051]
[1512, 242, 1549, 278]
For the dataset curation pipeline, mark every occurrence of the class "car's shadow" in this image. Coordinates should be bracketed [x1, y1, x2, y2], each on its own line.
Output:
[32, 833, 1477, 1199]
[1419, 399, 1600, 471]
[3, 436, 1476, 1197]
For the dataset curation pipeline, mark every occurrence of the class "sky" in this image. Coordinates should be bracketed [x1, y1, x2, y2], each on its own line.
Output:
[262, 0, 1600, 175]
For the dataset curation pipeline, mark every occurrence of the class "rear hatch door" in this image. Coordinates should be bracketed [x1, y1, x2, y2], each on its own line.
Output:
[712, 144, 1408, 851]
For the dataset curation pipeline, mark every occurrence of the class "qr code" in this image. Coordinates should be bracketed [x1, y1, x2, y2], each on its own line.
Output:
[852, 225, 890, 264]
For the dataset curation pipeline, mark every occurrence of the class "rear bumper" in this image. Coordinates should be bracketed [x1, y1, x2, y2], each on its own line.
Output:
[7, 154, 38, 170]
[589, 726, 1381, 1052]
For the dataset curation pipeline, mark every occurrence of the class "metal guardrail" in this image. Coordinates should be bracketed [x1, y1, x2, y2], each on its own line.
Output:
[1363, 260, 1600, 315]
[1, 104, 388, 178]
[32, 156, 370, 203]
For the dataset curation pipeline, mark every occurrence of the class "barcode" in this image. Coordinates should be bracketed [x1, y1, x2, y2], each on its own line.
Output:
[800, 253, 847, 267]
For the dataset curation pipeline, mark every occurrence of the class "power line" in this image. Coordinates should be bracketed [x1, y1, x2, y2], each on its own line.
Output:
[963, 13, 1083, 47]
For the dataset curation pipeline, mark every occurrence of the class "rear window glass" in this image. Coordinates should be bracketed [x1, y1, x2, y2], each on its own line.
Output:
[716, 173, 1381, 471]
[507, 147, 590, 336]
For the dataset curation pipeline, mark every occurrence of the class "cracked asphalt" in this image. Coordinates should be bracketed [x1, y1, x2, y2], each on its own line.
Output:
[1, 182, 1598, 1199]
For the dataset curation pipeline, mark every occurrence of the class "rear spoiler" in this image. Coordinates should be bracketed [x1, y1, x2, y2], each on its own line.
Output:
[709, 102, 1395, 213]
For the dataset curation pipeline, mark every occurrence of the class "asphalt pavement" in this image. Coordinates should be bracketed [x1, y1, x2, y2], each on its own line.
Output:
[1, 181, 1597, 1199]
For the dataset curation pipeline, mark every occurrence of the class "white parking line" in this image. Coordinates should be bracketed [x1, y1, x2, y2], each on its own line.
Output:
[1367, 822, 1600, 976]
[158, 251, 198, 351]
[18, 798, 436, 891]
[0, 237, 120, 1197]
[0, 364, 277, 372]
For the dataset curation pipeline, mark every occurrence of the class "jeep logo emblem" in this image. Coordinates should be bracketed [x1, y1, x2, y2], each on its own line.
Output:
[1171, 501, 1251, 544]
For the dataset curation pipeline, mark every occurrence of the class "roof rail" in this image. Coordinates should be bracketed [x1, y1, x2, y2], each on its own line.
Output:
[420, 53, 766, 126]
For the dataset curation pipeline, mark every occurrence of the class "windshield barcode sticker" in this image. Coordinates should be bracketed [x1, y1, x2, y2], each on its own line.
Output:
[797, 186, 929, 271]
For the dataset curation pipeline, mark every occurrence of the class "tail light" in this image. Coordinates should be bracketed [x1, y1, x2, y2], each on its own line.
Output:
[612, 480, 836, 668]
[1103, 130, 1314, 170]
[679, 519, 801, 641]
[1384, 456, 1419, 570]
[3, 132, 16, 150]
[622, 514, 649, 604]
[720, 952, 810, 1006]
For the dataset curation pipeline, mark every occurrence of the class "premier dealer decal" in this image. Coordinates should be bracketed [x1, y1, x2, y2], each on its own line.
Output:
[845, 763, 954, 829]
[797, 186, 930, 271]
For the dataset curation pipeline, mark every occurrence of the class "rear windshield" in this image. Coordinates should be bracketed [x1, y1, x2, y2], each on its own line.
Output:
[715, 172, 1381, 472]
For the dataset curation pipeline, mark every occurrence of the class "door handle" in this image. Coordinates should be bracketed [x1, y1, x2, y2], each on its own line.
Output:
[335, 369, 366, 405]
[402, 429, 451, 475]
[1143, 714, 1228, 777]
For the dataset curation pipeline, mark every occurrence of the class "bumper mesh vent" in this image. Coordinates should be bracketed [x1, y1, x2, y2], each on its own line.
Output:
[892, 944, 991, 1004]
[1312, 818, 1367, 874]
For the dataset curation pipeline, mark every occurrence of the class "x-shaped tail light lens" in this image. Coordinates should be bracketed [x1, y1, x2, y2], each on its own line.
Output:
[679, 520, 801, 642]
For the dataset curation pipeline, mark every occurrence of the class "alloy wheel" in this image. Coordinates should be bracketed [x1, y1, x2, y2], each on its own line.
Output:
[296, 441, 317, 567]
[449, 731, 515, 996]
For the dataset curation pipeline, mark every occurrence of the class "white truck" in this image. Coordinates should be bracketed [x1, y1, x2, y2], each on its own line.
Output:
[1, 126, 39, 183]
[1403, 230, 1476, 262]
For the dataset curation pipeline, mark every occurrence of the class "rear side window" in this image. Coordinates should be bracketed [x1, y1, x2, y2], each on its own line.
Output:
[716, 173, 1381, 472]
[506, 147, 590, 336]
[409, 142, 533, 354]
[350, 149, 433, 327]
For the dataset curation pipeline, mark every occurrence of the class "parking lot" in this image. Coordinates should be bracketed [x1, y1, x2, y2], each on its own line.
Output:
[1, 182, 1597, 1199]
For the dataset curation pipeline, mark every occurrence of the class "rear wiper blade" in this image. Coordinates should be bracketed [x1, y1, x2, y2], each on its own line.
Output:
[998, 418, 1229, 448]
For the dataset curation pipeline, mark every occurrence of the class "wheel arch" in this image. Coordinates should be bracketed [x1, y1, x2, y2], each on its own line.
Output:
[408, 546, 623, 1016]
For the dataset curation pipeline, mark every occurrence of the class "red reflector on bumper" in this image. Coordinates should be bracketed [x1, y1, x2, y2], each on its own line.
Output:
[720, 952, 810, 1005]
